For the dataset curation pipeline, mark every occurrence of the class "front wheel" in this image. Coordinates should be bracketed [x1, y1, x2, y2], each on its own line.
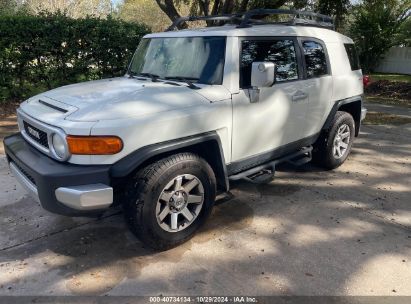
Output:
[123, 153, 216, 250]
[312, 111, 355, 169]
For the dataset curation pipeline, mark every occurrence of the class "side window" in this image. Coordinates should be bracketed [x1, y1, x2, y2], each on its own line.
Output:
[302, 41, 328, 78]
[240, 39, 299, 88]
[344, 43, 361, 71]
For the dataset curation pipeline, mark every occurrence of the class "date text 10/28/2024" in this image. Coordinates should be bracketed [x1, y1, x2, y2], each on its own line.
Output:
[149, 296, 258, 303]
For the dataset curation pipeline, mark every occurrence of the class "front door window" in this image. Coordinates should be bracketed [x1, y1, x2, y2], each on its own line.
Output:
[240, 39, 299, 88]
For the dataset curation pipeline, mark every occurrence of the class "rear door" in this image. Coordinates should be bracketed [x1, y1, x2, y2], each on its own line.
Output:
[298, 38, 333, 138]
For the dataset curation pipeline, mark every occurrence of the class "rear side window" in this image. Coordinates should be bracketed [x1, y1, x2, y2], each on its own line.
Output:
[302, 41, 329, 78]
[344, 43, 361, 70]
[240, 39, 299, 88]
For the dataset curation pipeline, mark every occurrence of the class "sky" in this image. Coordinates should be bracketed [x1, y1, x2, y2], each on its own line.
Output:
[111, 0, 123, 6]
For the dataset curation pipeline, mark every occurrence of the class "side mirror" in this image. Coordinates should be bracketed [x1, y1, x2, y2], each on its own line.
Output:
[251, 62, 275, 88]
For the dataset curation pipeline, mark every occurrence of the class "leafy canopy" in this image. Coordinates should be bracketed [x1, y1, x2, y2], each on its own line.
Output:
[349, 0, 411, 72]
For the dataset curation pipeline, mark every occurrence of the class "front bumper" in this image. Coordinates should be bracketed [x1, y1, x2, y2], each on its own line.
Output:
[4, 133, 113, 216]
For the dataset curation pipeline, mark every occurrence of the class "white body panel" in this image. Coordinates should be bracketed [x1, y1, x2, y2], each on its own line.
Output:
[327, 42, 364, 101]
[300, 76, 333, 138]
[89, 99, 232, 165]
[231, 82, 309, 162]
[17, 24, 364, 167]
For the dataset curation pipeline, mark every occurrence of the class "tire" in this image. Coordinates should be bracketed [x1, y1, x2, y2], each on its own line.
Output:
[123, 152, 216, 250]
[312, 111, 355, 170]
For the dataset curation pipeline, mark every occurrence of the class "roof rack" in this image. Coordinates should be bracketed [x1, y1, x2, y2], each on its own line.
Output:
[166, 9, 334, 32]
[238, 9, 334, 29]
[166, 14, 244, 31]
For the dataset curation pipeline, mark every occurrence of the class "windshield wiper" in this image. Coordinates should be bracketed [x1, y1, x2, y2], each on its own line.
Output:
[164, 76, 200, 90]
[129, 71, 160, 82]
[137, 72, 160, 82]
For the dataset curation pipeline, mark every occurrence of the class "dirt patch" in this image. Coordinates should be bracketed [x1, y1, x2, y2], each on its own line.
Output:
[0, 102, 19, 119]
[365, 80, 411, 101]
[257, 183, 301, 197]
[0, 115, 18, 154]
[363, 112, 411, 125]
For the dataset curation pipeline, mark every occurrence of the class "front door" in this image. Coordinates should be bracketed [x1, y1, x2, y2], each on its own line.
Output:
[231, 37, 308, 163]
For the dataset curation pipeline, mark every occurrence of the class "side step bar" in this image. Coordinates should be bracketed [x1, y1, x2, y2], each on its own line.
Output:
[229, 146, 313, 183]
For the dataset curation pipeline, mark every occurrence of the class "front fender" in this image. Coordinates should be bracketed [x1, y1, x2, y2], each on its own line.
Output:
[110, 132, 229, 191]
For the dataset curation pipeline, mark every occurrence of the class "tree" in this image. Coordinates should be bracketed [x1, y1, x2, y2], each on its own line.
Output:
[118, 0, 172, 32]
[0, 0, 15, 15]
[349, 0, 411, 72]
[154, 0, 290, 28]
[23, 0, 113, 18]
[397, 16, 411, 46]
[293, 0, 316, 10]
[316, 0, 350, 30]
[0, 0, 25, 15]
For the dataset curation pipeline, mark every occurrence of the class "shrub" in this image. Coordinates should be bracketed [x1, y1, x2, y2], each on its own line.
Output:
[0, 13, 150, 103]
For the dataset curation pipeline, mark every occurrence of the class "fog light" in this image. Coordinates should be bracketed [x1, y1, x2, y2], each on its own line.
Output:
[52, 133, 67, 159]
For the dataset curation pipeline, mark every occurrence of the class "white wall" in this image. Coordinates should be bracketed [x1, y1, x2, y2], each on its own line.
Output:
[375, 47, 411, 75]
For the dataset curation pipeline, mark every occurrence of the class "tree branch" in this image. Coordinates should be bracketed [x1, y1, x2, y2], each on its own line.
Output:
[155, 0, 187, 29]
[199, 0, 209, 16]
[211, 0, 221, 15]
[239, 0, 250, 12]
[221, 0, 235, 14]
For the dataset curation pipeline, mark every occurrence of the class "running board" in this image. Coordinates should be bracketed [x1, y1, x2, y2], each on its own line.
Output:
[229, 146, 313, 183]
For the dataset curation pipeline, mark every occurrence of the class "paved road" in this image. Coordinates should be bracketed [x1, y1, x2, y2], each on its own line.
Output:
[364, 101, 411, 117]
[0, 116, 410, 296]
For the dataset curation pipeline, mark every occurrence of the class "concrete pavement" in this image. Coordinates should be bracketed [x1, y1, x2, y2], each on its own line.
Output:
[0, 112, 410, 296]
[364, 100, 411, 117]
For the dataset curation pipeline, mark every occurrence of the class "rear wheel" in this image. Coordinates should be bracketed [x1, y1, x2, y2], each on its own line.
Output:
[123, 153, 216, 250]
[313, 111, 355, 169]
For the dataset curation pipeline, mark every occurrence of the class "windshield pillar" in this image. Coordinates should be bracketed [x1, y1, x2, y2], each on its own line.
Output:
[223, 36, 240, 94]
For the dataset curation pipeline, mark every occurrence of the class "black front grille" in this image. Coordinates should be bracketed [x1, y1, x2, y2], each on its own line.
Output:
[13, 162, 36, 186]
[23, 121, 49, 149]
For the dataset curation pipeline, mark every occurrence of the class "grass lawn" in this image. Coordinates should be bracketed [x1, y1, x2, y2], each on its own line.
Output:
[370, 73, 411, 83]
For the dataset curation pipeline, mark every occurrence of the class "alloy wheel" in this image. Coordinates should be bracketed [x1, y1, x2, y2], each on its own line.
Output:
[155, 174, 205, 232]
[333, 123, 350, 159]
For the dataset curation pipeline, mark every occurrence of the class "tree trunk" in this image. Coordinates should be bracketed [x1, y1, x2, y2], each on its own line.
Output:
[155, 0, 187, 29]
[239, 0, 250, 12]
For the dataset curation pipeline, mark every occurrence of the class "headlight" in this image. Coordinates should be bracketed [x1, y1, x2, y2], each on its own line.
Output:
[52, 133, 68, 159]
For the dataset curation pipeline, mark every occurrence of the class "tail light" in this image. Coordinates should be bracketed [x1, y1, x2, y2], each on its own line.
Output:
[363, 75, 370, 87]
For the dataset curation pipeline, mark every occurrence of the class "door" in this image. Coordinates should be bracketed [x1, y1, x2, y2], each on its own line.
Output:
[231, 37, 309, 163]
[298, 38, 333, 138]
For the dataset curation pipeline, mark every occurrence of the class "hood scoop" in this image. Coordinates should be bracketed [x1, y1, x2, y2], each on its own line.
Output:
[19, 96, 78, 126]
[38, 99, 68, 113]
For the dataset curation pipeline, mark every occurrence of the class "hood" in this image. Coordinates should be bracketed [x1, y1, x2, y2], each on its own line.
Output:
[20, 77, 232, 123]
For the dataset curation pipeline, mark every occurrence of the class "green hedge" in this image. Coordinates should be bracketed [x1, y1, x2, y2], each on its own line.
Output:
[0, 13, 150, 103]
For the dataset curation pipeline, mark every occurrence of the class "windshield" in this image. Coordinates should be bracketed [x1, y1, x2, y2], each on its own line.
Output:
[128, 36, 226, 85]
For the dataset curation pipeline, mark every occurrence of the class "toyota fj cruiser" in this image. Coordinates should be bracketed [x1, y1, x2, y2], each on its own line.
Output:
[4, 9, 367, 249]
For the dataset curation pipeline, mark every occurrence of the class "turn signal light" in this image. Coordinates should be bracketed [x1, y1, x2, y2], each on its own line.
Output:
[67, 136, 123, 155]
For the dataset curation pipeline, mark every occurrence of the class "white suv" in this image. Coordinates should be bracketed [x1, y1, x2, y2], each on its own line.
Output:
[4, 10, 367, 249]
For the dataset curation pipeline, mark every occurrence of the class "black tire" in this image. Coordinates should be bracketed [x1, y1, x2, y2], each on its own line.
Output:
[312, 111, 355, 170]
[123, 152, 216, 250]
